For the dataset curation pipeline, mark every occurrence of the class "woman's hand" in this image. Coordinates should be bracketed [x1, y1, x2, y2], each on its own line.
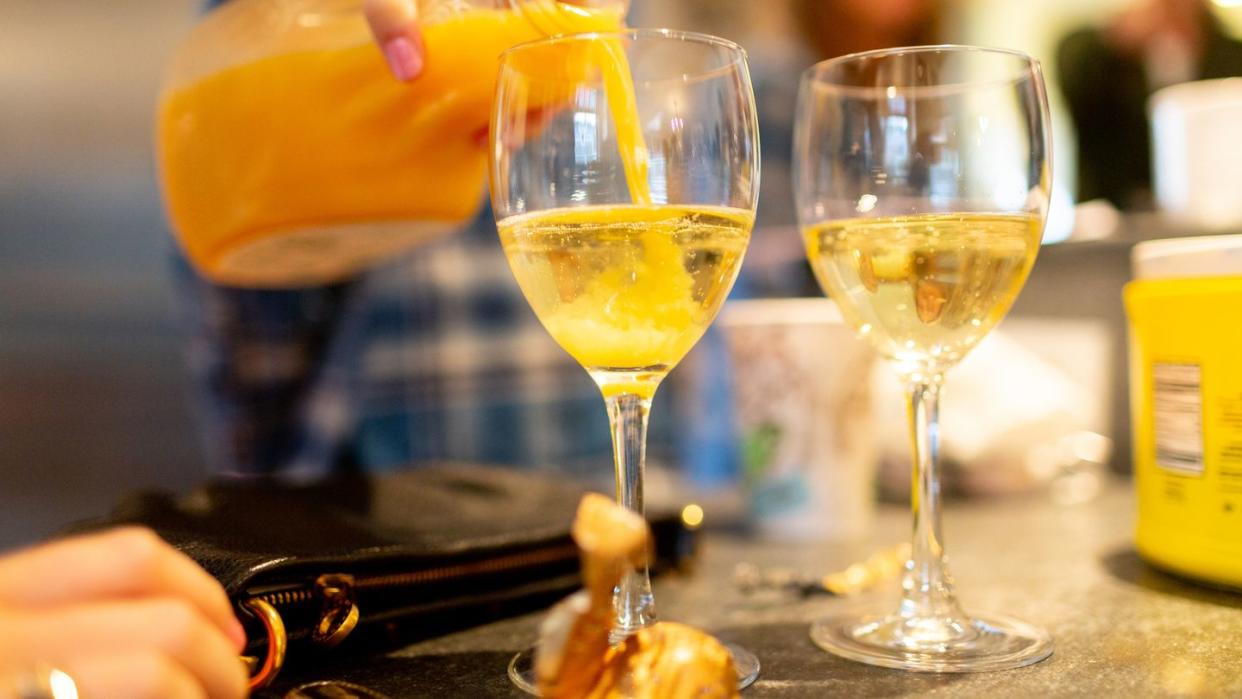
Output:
[362, 0, 608, 82]
[365, 0, 425, 81]
[0, 527, 248, 699]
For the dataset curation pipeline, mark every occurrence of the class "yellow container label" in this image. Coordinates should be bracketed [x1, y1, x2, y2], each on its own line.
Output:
[1125, 275, 1242, 588]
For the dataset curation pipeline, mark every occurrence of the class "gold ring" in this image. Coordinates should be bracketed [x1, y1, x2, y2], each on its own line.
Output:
[13, 664, 78, 699]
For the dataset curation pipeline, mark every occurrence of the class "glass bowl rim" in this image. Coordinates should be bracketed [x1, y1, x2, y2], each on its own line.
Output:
[801, 44, 1042, 97]
[499, 27, 748, 79]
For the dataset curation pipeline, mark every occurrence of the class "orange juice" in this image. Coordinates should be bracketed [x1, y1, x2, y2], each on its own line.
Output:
[158, 2, 624, 287]
[498, 204, 752, 392]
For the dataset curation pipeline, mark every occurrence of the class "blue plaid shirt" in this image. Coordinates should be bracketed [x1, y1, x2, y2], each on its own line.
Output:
[177, 205, 740, 483]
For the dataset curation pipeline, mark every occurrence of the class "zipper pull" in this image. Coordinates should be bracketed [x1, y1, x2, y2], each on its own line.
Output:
[313, 573, 360, 647]
[240, 596, 288, 691]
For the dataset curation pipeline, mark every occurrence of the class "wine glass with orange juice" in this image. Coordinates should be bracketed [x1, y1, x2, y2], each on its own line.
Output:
[490, 29, 762, 691]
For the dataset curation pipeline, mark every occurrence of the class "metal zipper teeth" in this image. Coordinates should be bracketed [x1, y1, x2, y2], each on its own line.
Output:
[253, 542, 580, 609]
[257, 588, 314, 608]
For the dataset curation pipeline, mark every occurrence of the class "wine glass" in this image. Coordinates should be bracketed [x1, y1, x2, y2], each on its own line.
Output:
[490, 29, 761, 690]
[793, 45, 1053, 672]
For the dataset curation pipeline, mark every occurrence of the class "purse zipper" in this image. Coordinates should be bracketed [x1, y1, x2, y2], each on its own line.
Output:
[249, 540, 581, 611]
[247, 541, 583, 649]
[240, 541, 581, 690]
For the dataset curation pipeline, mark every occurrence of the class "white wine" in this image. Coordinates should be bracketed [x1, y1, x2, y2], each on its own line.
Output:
[803, 213, 1041, 371]
[500, 204, 751, 395]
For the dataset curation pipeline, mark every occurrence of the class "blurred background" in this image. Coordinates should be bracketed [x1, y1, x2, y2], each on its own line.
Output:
[4, 0, 1242, 548]
[2, 1, 207, 547]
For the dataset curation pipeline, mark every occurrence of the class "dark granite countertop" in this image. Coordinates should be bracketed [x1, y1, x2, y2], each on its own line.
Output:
[272, 480, 1242, 697]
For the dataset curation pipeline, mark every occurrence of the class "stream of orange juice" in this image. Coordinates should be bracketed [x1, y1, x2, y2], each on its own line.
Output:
[158, 2, 634, 287]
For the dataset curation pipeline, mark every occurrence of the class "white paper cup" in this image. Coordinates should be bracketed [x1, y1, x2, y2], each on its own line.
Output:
[1150, 78, 1242, 230]
[719, 298, 878, 541]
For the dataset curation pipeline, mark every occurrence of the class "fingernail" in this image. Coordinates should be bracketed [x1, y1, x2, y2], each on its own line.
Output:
[230, 618, 248, 651]
[382, 36, 422, 81]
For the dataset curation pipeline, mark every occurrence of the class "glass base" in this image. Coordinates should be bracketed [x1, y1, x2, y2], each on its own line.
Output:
[810, 611, 1052, 673]
[506, 649, 537, 695]
[508, 641, 760, 694]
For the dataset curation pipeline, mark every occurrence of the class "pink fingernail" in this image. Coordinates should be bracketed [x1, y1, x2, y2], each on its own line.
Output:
[230, 618, 248, 651]
[383, 37, 422, 81]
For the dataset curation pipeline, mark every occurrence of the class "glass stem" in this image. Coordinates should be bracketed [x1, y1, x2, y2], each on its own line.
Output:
[605, 391, 657, 641]
[899, 377, 969, 631]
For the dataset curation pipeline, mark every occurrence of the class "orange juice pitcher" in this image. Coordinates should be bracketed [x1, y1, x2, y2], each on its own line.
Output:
[157, 0, 626, 287]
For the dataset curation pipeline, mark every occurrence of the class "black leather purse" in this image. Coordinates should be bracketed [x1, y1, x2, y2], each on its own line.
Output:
[74, 464, 697, 690]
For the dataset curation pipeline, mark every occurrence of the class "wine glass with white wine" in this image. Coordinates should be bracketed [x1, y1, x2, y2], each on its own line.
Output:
[490, 29, 761, 691]
[794, 45, 1053, 672]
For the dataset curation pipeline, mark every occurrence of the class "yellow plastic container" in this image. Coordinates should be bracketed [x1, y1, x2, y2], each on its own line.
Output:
[1125, 235, 1242, 589]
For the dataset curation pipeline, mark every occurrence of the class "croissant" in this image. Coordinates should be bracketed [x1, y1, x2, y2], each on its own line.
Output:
[535, 493, 738, 699]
